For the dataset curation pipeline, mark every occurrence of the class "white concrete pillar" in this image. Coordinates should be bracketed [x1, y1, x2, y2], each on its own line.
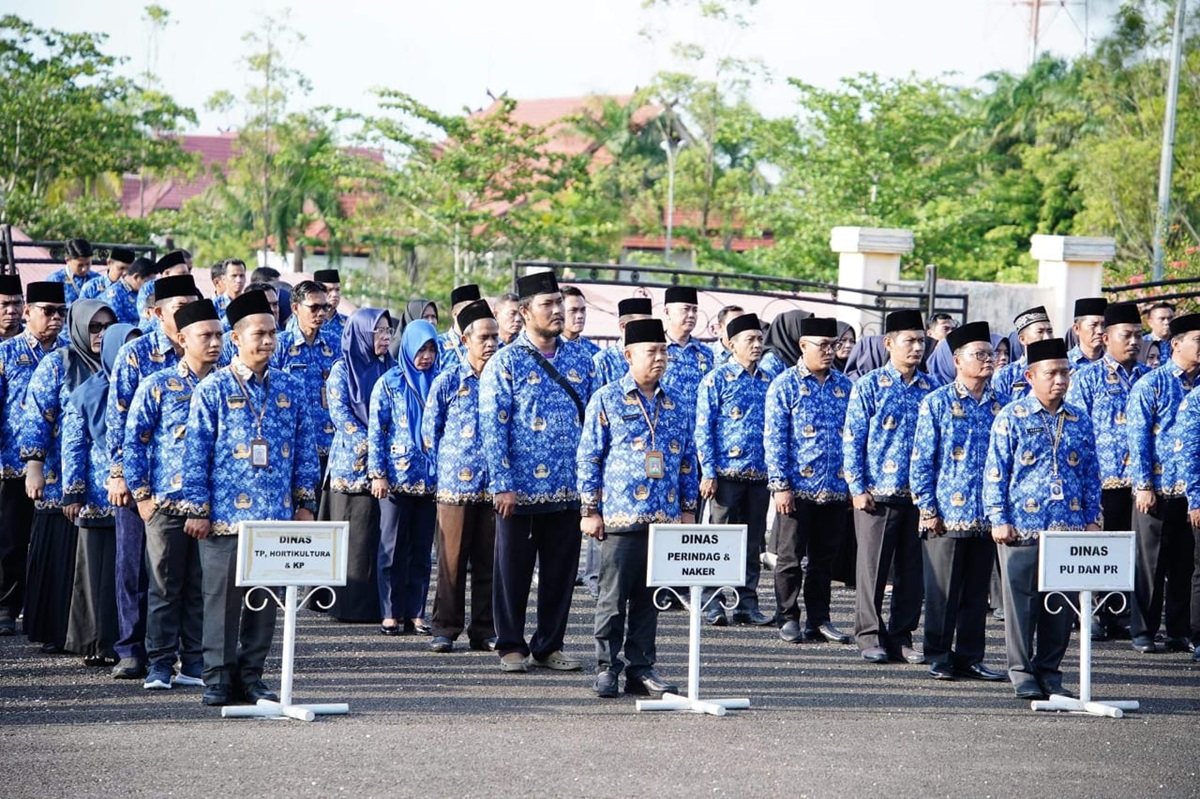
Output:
[1030, 235, 1116, 336]
[830, 226, 914, 337]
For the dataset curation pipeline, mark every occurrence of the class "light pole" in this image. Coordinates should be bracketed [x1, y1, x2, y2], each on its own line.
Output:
[661, 138, 686, 266]
[1152, 0, 1187, 281]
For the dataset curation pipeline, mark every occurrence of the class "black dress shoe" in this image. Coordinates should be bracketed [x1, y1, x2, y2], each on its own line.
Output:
[39, 642, 65, 654]
[928, 661, 956, 680]
[411, 620, 433, 636]
[732, 608, 772, 626]
[1163, 636, 1194, 653]
[242, 680, 279, 703]
[861, 646, 889, 664]
[1131, 635, 1157, 653]
[1040, 681, 1075, 698]
[1014, 682, 1047, 701]
[469, 636, 497, 651]
[379, 623, 402, 636]
[593, 669, 618, 698]
[957, 662, 1006, 681]
[429, 636, 453, 653]
[816, 622, 852, 644]
[779, 620, 804, 644]
[704, 606, 728, 627]
[202, 684, 235, 706]
[625, 670, 678, 696]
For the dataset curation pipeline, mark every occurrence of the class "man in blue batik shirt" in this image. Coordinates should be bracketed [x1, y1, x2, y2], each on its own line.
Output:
[695, 312, 773, 626]
[561, 286, 601, 359]
[480, 270, 598, 674]
[99, 257, 155, 326]
[707, 305, 744, 371]
[312, 268, 348, 345]
[992, 306, 1055, 403]
[1142, 302, 1174, 366]
[594, 297, 653, 387]
[1065, 301, 1147, 641]
[436, 284, 483, 372]
[984, 337, 1102, 700]
[80, 247, 135, 301]
[660, 286, 711, 416]
[105, 274, 201, 680]
[579, 318, 697, 699]
[0, 281, 65, 634]
[182, 291, 319, 708]
[910, 321, 1006, 683]
[1065, 297, 1107, 374]
[843, 309, 937, 665]
[278, 280, 340, 494]
[765, 316, 854, 646]
[422, 299, 500, 654]
[124, 299, 225, 691]
[47, 238, 103, 306]
[1126, 311, 1200, 656]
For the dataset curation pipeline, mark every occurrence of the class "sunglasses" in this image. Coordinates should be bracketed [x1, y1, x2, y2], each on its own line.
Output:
[33, 304, 68, 318]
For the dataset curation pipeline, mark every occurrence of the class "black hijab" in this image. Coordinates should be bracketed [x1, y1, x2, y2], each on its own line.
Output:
[762, 310, 812, 369]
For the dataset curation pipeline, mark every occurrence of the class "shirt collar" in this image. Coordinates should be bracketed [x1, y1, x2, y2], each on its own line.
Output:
[952, 380, 995, 402]
[231, 358, 267, 386]
[619, 372, 665, 401]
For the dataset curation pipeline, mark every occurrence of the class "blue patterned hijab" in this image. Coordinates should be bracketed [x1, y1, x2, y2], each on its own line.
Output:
[342, 308, 394, 427]
[397, 320, 438, 448]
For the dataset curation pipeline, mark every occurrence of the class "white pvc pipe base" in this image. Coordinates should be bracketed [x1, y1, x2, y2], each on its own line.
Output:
[637, 694, 751, 716]
[1031, 695, 1139, 719]
[221, 700, 350, 722]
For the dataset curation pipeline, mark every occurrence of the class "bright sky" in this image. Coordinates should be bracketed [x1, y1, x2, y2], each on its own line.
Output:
[14, 0, 1110, 131]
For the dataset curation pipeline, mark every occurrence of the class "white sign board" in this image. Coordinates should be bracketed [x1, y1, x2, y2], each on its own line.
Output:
[647, 524, 747, 587]
[1038, 531, 1135, 593]
[236, 521, 349, 587]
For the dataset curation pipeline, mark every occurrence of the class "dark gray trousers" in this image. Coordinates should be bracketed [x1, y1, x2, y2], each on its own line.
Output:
[706, 479, 768, 612]
[594, 530, 656, 677]
[774, 499, 846, 627]
[1130, 496, 1194, 641]
[199, 534, 276, 688]
[144, 510, 203, 669]
[921, 534, 992, 667]
[853, 500, 923, 652]
[998, 543, 1071, 689]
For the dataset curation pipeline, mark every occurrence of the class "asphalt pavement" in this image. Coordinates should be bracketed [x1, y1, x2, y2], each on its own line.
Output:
[1, 578, 1197, 798]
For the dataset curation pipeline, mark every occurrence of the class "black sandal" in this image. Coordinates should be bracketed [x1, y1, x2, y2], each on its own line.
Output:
[83, 654, 119, 667]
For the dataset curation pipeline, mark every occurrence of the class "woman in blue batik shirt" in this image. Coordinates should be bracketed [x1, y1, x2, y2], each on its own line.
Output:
[61, 323, 141, 666]
[325, 309, 394, 623]
[369, 319, 438, 636]
[20, 299, 115, 653]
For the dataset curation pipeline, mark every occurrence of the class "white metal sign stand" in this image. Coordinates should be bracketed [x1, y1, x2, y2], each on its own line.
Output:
[636, 524, 750, 717]
[221, 520, 351, 722]
[1032, 531, 1139, 719]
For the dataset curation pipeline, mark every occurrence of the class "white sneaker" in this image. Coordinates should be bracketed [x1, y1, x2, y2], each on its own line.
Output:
[531, 650, 582, 671]
[499, 653, 529, 673]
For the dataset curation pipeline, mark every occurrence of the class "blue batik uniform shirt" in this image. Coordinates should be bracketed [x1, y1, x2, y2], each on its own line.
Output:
[325, 360, 371, 494]
[60, 402, 116, 525]
[1065, 354, 1147, 490]
[568, 335, 601, 360]
[436, 329, 466, 373]
[992, 358, 1030, 403]
[367, 367, 436, 496]
[910, 380, 1006, 536]
[1066, 345, 1101, 375]
[80, 274, 114, 300]
[983, 394, 1102, 543]
[764, 364, 852, 503]
[48, 268, 102, 306]
[181, 361, 319, 534]
[98, 279, 141, 326]
[842, 362, 937, 501]
[1125, 361, 1196, 498]
[277, 326, 340, 457]
[422, 360, 490, 505]
[105, 329, 181, 480]
[694, 360, 771, 482]
[594, 343, 628, 386]
[661, 335, 711, 417]
[479, 331, 598, 512]
[0, 332, 60, 479]
[123, 360, 206, 516]
[577, 374, 699, 532]
[18, 350, 77, 509]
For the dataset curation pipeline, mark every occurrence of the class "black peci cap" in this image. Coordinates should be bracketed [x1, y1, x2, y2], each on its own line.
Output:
[624, 318, 666, 345]
[516, 270, 559, 300]
[27, 282, 65, 304]
[313, 269, 340, 284]
[456, 299, 495, 331]
[885, 309, 924, 333]
[725, 313, 760, 340]
[664, 286, 698, 305]
[618, 297, 653, 317]
[1103, 302, 1141, 327]
[799, 317, 838, 338]
[108, 247, 136, 264]
[1014, 305, 1050, 332]
[226, 291, 275, 327]
[450, 284, 482, 306]
[946, 321, 991, 352]
[1073, 297, 1108, 319]
[1169, 313, 1200, 338]
[174, 299, 220, 331]
[1026, 338, 1069, 364]
[0, 274, 22, 296]
[153, 274, 199, 302]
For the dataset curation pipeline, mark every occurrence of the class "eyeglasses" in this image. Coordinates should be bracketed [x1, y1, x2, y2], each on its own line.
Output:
[961, 350, 995, 362]
[301, 303, 332, 313]
[373, 328, 392, 338]
[801, 340, 837, 352]
[33, 304, 67, 318]
[88, 321, 114, 335]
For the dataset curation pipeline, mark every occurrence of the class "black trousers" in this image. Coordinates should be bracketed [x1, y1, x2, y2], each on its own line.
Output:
[853, 500, 923, 652]
[0, 477, 34, 620]
[921, 534, 992, 667]
[432, 502, 496, 642]
[1130, 496, 1194, 641]
[594, 530, 657, 677]
[199, 534, 276, 688]
[493, 509, 581, 659]
[706, 478, 768, 611]
[1098, 488, 1134, 630]
[144, 510, 203, 670]
[774, 499, 846, 627]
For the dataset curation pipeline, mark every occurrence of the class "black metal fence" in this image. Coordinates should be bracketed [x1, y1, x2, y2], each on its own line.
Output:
[0, 225, 158, 275]
[1103, 274, 1200, 308]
